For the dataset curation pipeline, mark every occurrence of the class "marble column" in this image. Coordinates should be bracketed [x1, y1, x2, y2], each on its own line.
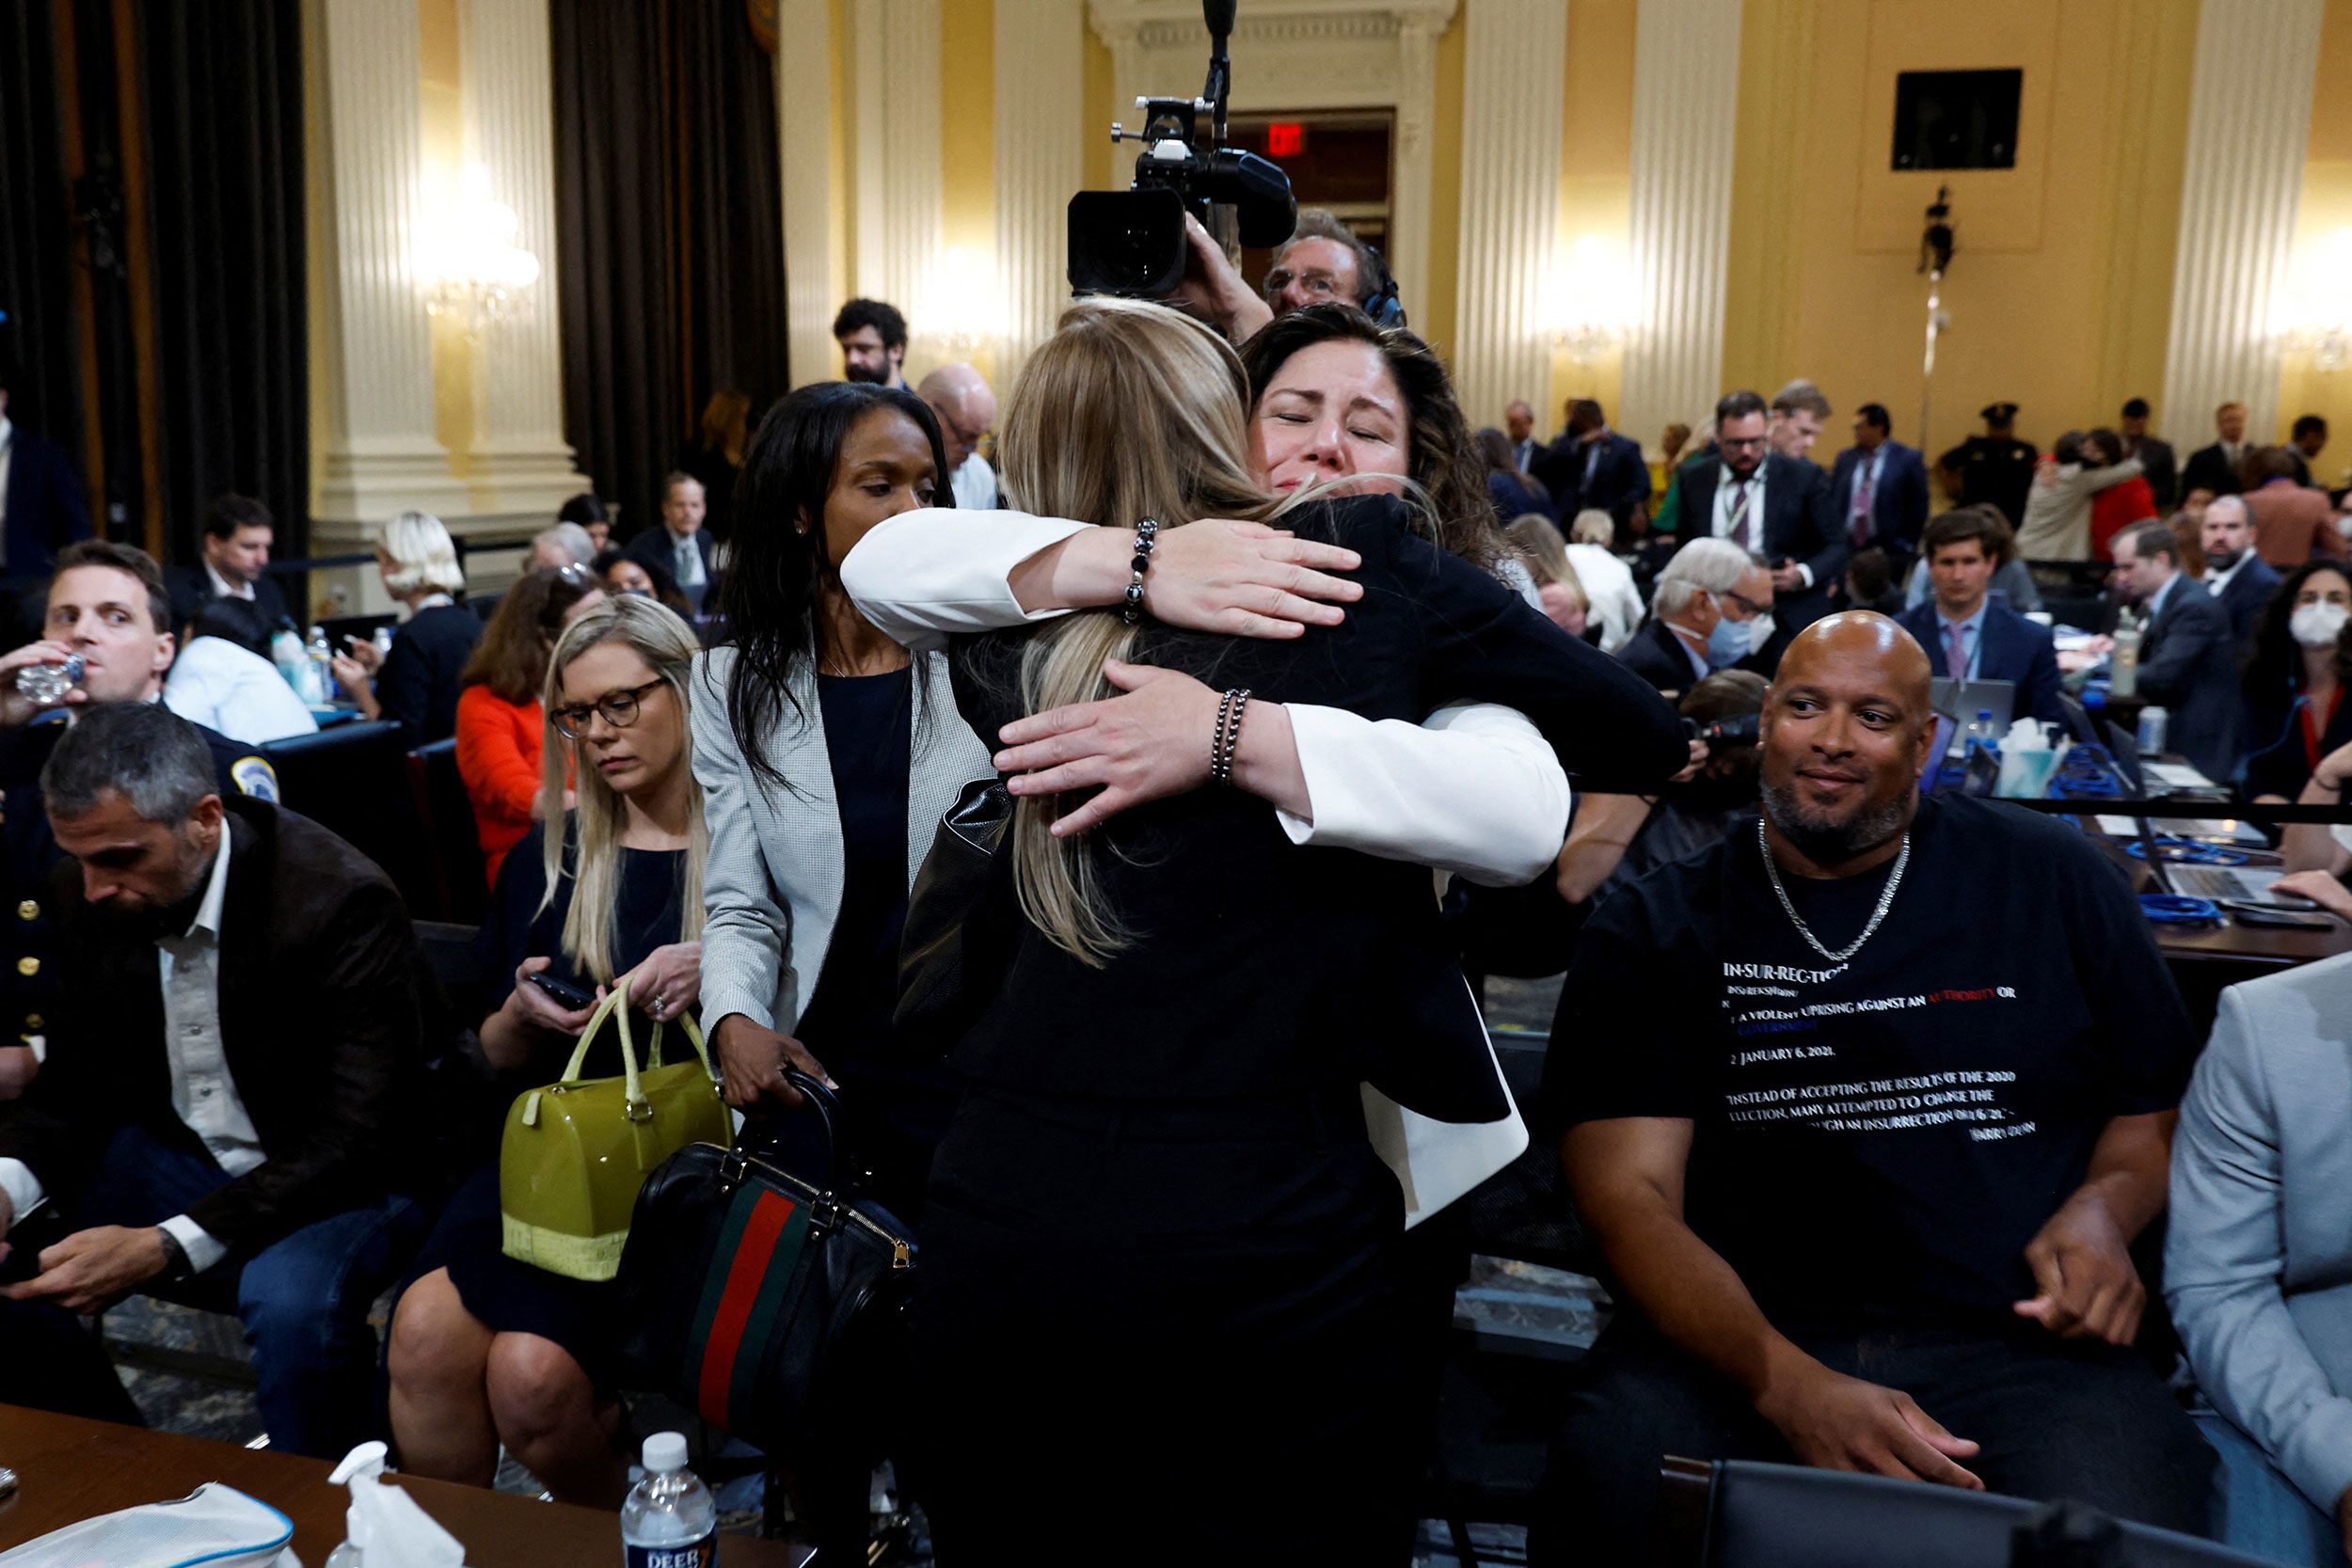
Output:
[779, 0, 844, 387]
[307, 0, 468, 534]
[993, 0, 1088, 386]
[1452, 0, 1569, 428]
[1617, 0, 1743, 446]
[1391, 8, 1449, 334]
[2160, 0, 2326, 438]
[855, 0, 944, 359]
[456, 0, 588, 519]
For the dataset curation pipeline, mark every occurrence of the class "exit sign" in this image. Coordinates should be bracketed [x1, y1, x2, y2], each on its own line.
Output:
[1266, 121, 1305, 157]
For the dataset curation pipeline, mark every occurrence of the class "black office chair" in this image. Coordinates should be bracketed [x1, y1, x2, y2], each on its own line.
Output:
[404, 738, 487, 923]
[260, 721, 433, 911]
[1656, 1459, 2268, 1568]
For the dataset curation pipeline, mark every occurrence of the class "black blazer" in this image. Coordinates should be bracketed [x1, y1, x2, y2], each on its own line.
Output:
[2212, 556, 2282, 649]
[1673, 453, 1849, 633]
[1532, 431, 1651, 524]
[2182, 442, 2246, 499]
[948, 495, 1687, 1122]
[2133, 436, 2180, 512]
[1, 431, 91, 580]
[377, 601, 481, 743]
[1828, 441, 1931, 557]
[0, 798, 433, 1255]
[1617, 615, 1703, 696]
[2135, 577, 2241, 784]
[2242, 681, 2352, 801]
[166, 563, 291, 636]
[1896, 599, 2064, 729]
[626, 527, 718, 616]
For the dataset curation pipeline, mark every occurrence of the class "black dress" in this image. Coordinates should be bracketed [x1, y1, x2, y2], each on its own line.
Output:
[405, 818, 691, 1384]
[754, 665, 956, 1223]
[911, 495, 1686, 1562]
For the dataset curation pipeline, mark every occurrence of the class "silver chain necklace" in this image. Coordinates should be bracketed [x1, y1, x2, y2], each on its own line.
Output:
[1756, 816, 1911, 965]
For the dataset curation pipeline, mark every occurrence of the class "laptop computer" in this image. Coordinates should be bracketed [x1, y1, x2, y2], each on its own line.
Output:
[1931, 678, 2015, 758]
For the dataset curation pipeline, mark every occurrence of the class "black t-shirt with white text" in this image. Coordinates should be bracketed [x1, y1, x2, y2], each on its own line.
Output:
[1541, 794, 2195, 1329]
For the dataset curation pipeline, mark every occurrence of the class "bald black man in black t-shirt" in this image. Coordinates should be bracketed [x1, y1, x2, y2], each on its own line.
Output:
[1529, 612, 2213, 1564]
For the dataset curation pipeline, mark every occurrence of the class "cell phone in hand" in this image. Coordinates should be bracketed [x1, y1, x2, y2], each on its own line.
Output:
[528, 972, 596, 1010]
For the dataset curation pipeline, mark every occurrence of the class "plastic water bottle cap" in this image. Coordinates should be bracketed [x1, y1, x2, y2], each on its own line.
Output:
[643, 1432, 689, 1473]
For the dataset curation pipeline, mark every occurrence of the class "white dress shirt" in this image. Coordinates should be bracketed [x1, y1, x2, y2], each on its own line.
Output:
[838, 508, 1575, 885]
[952, 453, 999, 512]
[165, 636, 321, 744]
[1709, 463, 1767, 547]
[0, 838, 257, 1273]
[204, 560, 254, 602]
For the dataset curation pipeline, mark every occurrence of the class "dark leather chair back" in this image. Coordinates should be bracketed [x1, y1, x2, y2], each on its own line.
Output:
[1661, 1460, 2267, 1568]
[404, 737, 486, 923]
[260, 721, 430, 911]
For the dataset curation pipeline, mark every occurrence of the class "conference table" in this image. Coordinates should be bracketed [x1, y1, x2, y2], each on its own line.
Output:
[0, 1405, 811, 1565]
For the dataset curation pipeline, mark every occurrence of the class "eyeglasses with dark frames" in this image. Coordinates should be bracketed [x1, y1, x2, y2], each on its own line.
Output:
[551, 677, 667, 739]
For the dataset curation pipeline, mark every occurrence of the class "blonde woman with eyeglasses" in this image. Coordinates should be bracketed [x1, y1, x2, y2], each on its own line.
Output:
[389, 594, 706, 1506]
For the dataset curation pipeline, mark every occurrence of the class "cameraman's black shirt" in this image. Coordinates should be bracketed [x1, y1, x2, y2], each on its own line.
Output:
[1541, 795, 2195, 1328]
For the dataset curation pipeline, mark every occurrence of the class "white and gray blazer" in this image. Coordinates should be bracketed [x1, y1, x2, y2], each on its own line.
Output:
[690, 645, 992, 1036]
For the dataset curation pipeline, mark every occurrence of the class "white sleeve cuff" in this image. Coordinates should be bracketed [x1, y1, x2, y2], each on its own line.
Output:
[0, 1158, 44, 1228]
[1795, 562, 1816, 589]
[838, 508, 1091, 651]
[160, 1213, 230, 1275]
[1277, 702, 1570, 886]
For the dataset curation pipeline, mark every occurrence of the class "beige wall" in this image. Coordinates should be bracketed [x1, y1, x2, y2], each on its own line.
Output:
[1723, 0, 2200, 473]
[2280, 0, 2352, 487]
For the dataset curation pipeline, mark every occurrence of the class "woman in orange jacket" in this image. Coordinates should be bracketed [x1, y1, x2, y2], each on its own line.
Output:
[455, 564, 603, 883]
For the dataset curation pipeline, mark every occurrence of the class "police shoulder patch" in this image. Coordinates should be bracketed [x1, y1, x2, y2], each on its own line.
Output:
[230, 755, 279, 801]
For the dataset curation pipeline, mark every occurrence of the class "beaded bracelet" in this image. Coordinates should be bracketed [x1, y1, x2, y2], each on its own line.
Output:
[1210, 688, 1252, 786]
[1121, 516, 1162, 626]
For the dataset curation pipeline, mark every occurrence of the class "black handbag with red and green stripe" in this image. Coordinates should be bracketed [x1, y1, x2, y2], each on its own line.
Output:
[613, 1072, 915, 1465]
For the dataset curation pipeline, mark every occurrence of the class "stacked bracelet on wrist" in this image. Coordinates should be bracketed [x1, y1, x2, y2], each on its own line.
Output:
[1121, 517, 1161, 626]
[1210, 689, 1253, 786]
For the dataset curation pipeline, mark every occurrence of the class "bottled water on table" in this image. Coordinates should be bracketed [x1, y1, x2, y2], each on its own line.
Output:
[621, 1431, 718, 1567]
[14, 654, 82, 707]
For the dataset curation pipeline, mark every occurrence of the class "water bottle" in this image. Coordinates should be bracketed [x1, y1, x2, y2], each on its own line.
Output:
[2109, 611, 2141, 700]
[271, 626, 309, 694]
[373, 626, 395, 661]
[304, 625, 334, 706]
[14, 653, 83, 707]
[620, 1432, 717, 1567]
[2136, 705, 2169, 755]
[1964, 708, 1999, 758]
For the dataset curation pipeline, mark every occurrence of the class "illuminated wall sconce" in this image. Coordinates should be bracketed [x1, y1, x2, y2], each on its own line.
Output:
[419, 162, 542, 335]
[926, 246, 1005, 357]
[1549, 234, 1637, 364]
[2280, 227, 2352, 372]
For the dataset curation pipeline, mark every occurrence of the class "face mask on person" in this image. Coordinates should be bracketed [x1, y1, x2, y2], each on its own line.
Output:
[1746, 613, 1777, 657]
[1706, 613, 1751, 670]
[2291, 601, 2350, 650]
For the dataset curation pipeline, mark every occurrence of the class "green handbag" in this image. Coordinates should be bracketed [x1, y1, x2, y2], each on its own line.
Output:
[500, 974, 731, 1281]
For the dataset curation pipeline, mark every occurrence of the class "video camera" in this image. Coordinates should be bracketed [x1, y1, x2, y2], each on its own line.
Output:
[1066, 0, 1296, 298]
[1683, 713, 1761, 749]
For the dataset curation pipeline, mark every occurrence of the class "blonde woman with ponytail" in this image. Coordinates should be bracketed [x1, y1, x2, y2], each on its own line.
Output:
[387, 594, 707, 1509]
[907, 298, 1687, 1562]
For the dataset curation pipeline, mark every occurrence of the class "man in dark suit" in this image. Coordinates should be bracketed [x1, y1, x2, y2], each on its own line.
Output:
[2289, 415, 2328, 489]
[0, 369, 93, 598]
[2111, 520, 2240, 784]
[1532, 399, 1650, 527]
[2119, 399, 2178, 512]
[1506, 401, 1540, 475]
[1830, 403, 1931, 569]
[166, 494, 293, 632]
[2194, 495, 2281, 649]
[1616, 537, 1776, 697]
[0, 704, 435, 1458]
[626, 471, 718, 619]
[1937, 403, 2039, 527]
[1896, 508, 2063, 729]
[1674, 390, 1846, 656]
[2181, 402, 2251, 500]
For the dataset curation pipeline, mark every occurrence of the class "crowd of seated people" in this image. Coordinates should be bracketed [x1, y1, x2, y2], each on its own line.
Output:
[0, 201, 2345, 1568]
